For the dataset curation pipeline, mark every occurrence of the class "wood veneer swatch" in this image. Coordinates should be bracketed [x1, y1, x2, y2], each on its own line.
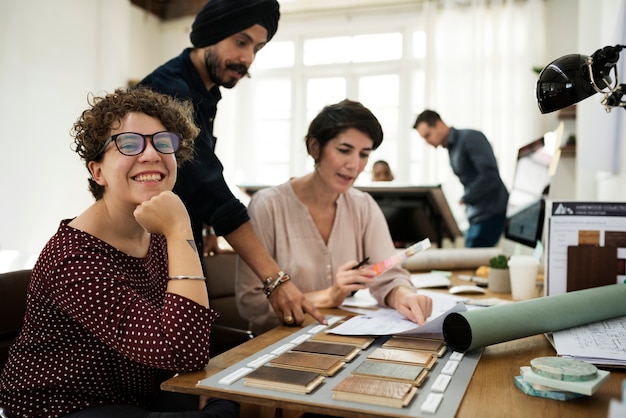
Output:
[566, 245, 617, 292]
[269, 351, 345, 376]
[352, 360, 429, 386]
[243, 366, 325, 394]
[291, 340, 361, 362]
[332, 375, 418, 408]
[382, 336, 447, 357]
[367, 347, 437, 370]
[310, 332, 375, 349]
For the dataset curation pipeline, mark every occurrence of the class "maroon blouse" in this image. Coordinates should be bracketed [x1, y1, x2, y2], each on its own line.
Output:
[0, 220, 217, 417]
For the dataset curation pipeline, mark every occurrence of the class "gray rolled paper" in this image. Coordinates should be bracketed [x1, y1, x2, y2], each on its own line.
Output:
[403, 247, 502, 271]
[443, 284, 626, 352]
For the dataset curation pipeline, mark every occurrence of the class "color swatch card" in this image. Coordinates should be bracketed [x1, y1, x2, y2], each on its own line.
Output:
[382, 336, 447, 357]
[242, 366, 325, 394]
[332, 375, 418, 408]
[268, 351, 345, 376]
[352, 360, 429, 386]
[310, 332, 375, 349]
[367, 347, 437, 370]
[291, 340, 361, 362]
[369, 238, 431, 275]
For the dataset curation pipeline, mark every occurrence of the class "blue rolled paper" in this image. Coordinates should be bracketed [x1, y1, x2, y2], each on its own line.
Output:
[443, 284, 626, 352]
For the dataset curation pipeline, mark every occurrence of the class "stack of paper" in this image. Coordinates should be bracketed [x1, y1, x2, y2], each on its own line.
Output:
[550, 316, 626, 367]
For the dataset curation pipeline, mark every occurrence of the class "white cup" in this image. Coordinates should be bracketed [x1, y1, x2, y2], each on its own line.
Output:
[508, 255, 539, 300]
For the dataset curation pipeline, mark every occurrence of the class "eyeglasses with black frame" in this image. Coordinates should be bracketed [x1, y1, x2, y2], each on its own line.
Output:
[98, 131, 181, 157]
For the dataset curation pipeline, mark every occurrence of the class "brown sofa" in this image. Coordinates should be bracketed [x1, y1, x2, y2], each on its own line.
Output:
[0, 269, 31, 372]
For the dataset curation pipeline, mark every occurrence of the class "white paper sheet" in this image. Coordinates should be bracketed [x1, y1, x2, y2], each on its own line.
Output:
[341, 289, 378, 308]
[333, 290, 469, 336]
[552, 315, 626, 366]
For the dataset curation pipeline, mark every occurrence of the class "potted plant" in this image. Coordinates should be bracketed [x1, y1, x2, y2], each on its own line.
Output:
[488, 255, 510, 293]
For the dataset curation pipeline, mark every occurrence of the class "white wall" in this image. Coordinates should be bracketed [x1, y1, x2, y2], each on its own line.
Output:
[0, 0, 164, 269]
[576, 0, 626, 201]
[1, 0, 619, 270]
[538, 0, 579, 136]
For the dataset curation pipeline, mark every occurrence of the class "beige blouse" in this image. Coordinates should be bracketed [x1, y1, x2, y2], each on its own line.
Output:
[235, 181, 415, 335]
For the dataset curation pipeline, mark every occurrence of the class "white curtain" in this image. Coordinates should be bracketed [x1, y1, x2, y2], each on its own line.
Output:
[420, 0, 546, 192]
[577, 0, 626, 200]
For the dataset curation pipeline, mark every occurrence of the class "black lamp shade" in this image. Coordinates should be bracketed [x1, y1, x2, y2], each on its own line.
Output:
[536, 54, 598, 113]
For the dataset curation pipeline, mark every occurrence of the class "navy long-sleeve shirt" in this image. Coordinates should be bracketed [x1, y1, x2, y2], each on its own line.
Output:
[140, 48, 249, 253]
[446, 127, 509, 224]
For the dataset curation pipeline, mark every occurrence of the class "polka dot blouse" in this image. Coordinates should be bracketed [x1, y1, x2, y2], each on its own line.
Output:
[0, 220, 217, 417]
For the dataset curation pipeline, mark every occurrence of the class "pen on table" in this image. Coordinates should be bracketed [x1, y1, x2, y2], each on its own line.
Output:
[350, 257, 369, 296]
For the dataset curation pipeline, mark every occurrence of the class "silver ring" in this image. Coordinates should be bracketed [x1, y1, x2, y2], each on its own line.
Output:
[284, 315, 293, 323]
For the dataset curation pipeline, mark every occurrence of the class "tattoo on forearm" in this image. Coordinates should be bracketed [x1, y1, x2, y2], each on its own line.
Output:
[187, 240, 198, 253]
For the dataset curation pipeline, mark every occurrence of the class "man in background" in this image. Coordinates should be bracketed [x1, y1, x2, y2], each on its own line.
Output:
[413, 110, 508, 247]
[140, 0, 325, 328]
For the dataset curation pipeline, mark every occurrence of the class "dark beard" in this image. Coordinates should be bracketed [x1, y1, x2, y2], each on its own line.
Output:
[203, 49, 249, 89]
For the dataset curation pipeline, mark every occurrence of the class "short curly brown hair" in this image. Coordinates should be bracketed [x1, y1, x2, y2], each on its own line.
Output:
[71, 86, 199, 200]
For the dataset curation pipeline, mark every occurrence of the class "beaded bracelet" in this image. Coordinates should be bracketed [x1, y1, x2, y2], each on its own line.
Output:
[262, 271, 291, 298]
[169, 276, 206, 281]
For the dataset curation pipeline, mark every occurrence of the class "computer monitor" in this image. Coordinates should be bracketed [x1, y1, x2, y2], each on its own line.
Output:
[506, 137, 552, 217]
[239, 184, 462, 248]
[356, 185, 462, 248]
[505, 198, 545, 248]
[504, 136, 553, 249]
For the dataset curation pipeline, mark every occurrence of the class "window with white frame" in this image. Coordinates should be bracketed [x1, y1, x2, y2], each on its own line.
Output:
[219, 1, 545, 234]
[232, 7, 428, 187]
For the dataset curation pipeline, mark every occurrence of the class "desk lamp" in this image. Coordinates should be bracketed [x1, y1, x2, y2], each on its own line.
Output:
[536, 44, 626, 113]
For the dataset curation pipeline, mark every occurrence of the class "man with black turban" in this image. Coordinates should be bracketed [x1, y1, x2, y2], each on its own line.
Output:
[140, 0, 326, 330]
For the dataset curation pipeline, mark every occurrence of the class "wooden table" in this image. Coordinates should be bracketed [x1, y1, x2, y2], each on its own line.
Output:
[161, 272, 626, 418]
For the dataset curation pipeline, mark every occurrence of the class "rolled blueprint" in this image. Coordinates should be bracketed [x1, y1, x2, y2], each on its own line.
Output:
[402, 247, 502, 271]
[443, 284, 626, 352]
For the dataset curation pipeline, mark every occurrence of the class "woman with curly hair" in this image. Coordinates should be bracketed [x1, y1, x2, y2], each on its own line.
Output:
[0, 87, 238, 418]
